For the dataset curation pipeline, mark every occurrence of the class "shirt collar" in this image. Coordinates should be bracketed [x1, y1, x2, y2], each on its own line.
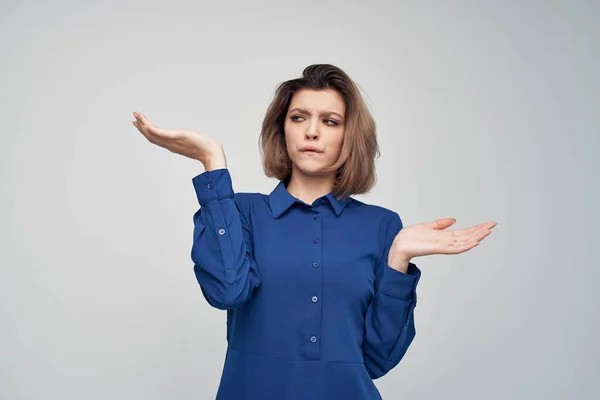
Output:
[268, 179, 350, 218]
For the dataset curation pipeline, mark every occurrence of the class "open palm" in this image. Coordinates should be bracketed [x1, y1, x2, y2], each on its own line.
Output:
[393, 218, 496, 260]
[132, 111, 224, 163]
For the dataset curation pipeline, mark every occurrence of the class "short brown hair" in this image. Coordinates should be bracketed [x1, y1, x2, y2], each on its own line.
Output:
[259, 64, 380, 200]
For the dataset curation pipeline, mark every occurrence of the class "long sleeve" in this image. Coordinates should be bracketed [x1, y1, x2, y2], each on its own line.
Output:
[362, 212, 422, 379]
[190, 168, 261, 310]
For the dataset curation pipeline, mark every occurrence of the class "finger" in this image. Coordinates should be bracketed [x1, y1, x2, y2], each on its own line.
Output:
[133, 118, 161, 140]
[453, 228, 492, 248]
[133, 113, 158, 141]
[134, 114, 153, 133]
[133, 112, 144, 126]
[133, 120, 153, 142]
[470, 222, 497, 231]
[467, 228, 491, 244]
[132, 113, 176, 141]
[448, 228, 492, 253]
[135, 112, 155, 128]
[459, 222, 492, 235]
[132, 120, 146, 136]
[145, 124, 176, 140]
[133, 119, 149, 136]
[436, 221, 496, 254]
[448, 226, 481, 241]
[428, 218, 456, 230]
[449, 223, 493, 240]
[133, 120, 168, 147]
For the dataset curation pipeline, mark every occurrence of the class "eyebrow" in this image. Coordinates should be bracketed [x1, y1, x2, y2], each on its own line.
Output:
[288, 107, 344, 120]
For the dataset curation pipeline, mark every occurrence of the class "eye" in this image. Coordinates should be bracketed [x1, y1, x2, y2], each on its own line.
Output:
[290, 115, 339, 126]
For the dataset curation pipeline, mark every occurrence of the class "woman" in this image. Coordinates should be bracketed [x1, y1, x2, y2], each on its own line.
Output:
[132, 64, 496, 399]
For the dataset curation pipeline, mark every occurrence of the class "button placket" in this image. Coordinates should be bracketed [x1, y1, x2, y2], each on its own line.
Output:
[304, 208, 322, 359]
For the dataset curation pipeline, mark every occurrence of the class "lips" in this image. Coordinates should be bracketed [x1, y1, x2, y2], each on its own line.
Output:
[301, 146, 323, 153]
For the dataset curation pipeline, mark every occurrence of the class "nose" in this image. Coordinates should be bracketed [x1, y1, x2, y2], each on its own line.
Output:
[305, 119, 320, 140]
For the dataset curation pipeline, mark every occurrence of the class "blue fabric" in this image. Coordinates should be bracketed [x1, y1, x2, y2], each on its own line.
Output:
[191, 168, 422, 399]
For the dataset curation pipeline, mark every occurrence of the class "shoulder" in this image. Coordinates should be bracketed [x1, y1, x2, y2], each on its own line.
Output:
[346, 197, 402, 223]
[233, 192, 268, 207]
[345, 197, 404, 235]
[232, 192, 269, 223]
[223, 192, 264, 229]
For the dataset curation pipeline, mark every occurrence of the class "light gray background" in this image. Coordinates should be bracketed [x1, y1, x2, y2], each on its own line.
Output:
[1, 0, 598, 399]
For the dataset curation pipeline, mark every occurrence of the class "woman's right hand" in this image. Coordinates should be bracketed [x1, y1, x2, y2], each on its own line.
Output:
[132, 111, 227, 169]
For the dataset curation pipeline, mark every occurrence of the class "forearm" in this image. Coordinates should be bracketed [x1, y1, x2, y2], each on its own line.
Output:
[191, 168, 260, 309]
[363, 259, 421, 379]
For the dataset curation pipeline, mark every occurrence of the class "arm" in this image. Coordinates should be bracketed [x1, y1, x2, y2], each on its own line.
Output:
[130, 113, 262, 309]
[190, 167, 260, 310]
[362, 212, 422, 379]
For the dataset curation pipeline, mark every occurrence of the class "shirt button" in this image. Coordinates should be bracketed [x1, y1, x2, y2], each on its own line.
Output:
[218, 228, 226, 235]
[312, 262, 319, 268]
[310, 336, 317, 343]
[313, 215, 319, 220]
[312, 296, 318, 303]
[206, 182, 214, 190]
[313, 238, 319, 243]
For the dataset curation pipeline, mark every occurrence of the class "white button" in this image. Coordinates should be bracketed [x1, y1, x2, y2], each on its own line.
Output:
[311, 296, 318, 303]
[310, 336, 317, 343]
[218, 228, 226, 235]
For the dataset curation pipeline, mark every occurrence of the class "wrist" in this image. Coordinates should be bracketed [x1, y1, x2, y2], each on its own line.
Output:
[202, 147, 227, 171]
[203, 158, 227, 171]
[387, 251, 411, 273]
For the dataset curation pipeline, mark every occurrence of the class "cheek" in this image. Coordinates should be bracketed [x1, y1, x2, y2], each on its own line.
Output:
[283, 125, 299, 159]
[283, 122, 299, 144]
[330, 134, 344, 154]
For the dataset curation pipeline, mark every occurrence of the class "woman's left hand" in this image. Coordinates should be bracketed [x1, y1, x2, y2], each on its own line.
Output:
[390, 218, 497, 265]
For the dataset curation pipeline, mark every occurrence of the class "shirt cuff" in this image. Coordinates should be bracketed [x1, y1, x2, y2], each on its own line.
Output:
[192, 168, 234, 206]
[379, 262, 421, 301]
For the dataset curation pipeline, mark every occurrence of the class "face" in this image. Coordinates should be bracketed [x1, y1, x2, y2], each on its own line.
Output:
[283, 88, 346, 178]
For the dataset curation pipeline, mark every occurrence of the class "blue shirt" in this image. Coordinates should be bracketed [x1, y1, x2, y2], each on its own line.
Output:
[191, 168, 421, 400]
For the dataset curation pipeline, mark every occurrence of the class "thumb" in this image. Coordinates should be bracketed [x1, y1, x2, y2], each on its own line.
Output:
[429, 218, 456, 230]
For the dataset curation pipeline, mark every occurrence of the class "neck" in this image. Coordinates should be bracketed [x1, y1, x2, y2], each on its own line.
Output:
[286, 169, 336, 205]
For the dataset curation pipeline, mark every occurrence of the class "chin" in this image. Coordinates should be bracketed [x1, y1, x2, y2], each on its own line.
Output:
[293, 162, 329, 177]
